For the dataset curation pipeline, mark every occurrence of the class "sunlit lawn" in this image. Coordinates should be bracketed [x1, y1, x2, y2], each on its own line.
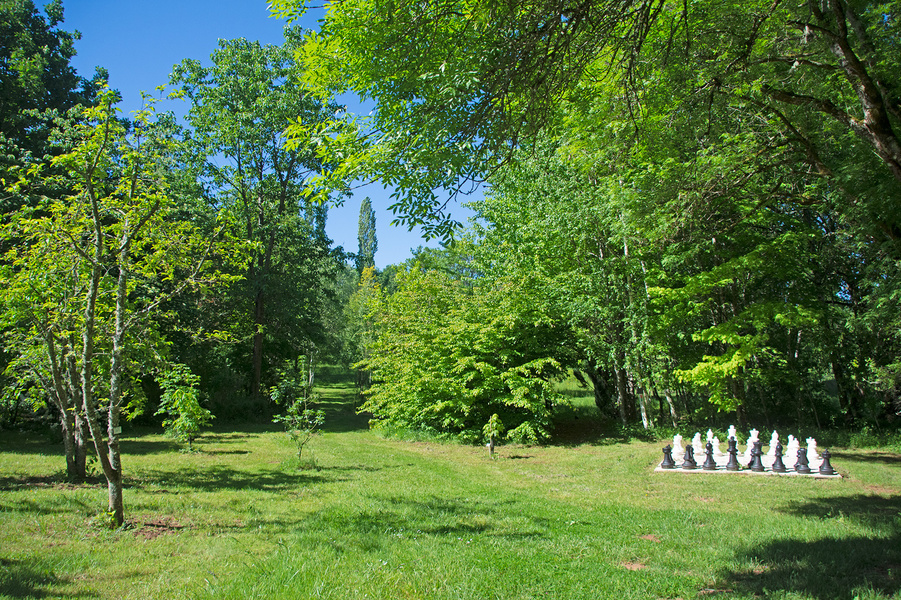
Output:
[1, 382, 899, 599]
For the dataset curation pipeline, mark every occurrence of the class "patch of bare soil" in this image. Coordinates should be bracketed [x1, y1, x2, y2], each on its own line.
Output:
[132, 517, 185, 540]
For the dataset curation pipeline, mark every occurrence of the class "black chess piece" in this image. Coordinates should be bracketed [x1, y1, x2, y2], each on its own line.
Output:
[725, 438, 740, 471]
[794, 447, 811, 474]
[771, 442, 787, 473]
[702, 441, 717, 470]
[818, 448, 837, 475]
[660, 445, 676, 469]
[749, 440, 765, 472]
[681, 445, 697, 470]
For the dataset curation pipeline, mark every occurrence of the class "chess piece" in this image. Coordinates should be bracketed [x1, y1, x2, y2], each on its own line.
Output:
[725, 438, 741, 471]
[692, 432, 704, 457]
[743, 428, 759, 464]
[703, 441, 717, 470]
[818, 449, 837, 475]
[681, 445, 697, 470]
[672, 434, 685, 461]
[786, 435, 799, 463]
[771, 442, 787, 473]
[767, 430, 779, 457]
[727, 425, 737, 441]
[807, 438, 820, 469]
[660, 445, 676, 469]
[794, 447, 811, 474]
[749, 441, 765, 472]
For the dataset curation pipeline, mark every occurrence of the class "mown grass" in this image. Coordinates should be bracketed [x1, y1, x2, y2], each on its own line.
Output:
[1, 379, 899, 600]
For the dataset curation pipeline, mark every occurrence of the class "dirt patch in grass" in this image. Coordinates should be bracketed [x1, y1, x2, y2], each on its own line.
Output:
[622, 561, 647, 571]
[640, 534, 661, 542]
[133, 517, 185, 540]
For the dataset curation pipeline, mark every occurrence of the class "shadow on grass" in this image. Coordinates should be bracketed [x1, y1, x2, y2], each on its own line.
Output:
[301, 493, 550, 555]
[831, 450, 901, 466]
[0, 558, 88, 599]
[133, 464, 339, 493]
[719, 495, 901, 599]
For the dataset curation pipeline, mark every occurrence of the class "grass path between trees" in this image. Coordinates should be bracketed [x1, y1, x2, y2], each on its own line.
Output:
[1, 380, 899, 599]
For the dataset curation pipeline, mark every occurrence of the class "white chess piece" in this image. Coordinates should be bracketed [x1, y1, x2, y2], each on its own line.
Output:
[786, 435, 799, 465]
[692, 432, 704, 457]
[727, 425, 737, 441]
[806, 437, 821, 469]
[707, 428, 715, 443]
[767, 430, 779, 457]
[743, 428, 759, 464]
[672, 434, 684, 461]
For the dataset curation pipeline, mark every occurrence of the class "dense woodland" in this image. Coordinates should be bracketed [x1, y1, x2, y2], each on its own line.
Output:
[1, 0, 899, 524]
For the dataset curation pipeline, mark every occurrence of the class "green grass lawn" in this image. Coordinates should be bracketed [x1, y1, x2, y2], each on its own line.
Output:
[1, 381, 899, 599]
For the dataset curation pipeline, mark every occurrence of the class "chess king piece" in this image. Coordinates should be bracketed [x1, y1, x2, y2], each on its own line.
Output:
[660, 445, 676, 469]
[794, 447, 811, 474]
[725, 438, 741, 471]
[771, 442, 787, 473]
[681, 445, 698, 470]
[818, 449, 837, 475]
[703, 441, 717, 470]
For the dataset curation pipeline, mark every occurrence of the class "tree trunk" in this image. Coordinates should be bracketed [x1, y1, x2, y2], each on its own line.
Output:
[251, 288, 265, 408]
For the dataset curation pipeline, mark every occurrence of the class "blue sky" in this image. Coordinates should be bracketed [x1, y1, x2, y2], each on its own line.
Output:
[62, 0, 475, 268]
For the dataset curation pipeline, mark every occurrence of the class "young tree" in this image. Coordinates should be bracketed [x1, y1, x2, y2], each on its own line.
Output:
[1, 90, 243, 525]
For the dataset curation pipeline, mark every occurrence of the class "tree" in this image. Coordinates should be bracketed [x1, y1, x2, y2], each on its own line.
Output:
[360, 258, 571, 443]
[170, 30, 349, 409]
[1, 89, 243, 524]
[355, 196, 377, 274]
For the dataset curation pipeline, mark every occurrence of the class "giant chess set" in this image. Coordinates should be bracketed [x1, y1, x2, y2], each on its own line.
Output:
[655, 427, 840, 477]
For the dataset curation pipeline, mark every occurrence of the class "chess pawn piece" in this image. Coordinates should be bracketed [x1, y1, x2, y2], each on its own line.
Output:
[703, 441, 717, 470]
[794, 447, 811, 474]
[818, 449, 837, 476]
[725, 438, 741, 471]
[660, 445, 676, 469]
[712, 437, 724, 462]
[771, 442, 787, 473]
[749, 441, 765, 472]
[681, 445, 697, 470]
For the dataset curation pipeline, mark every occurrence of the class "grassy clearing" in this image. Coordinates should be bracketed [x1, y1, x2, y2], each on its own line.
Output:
[1, 379, 899, 599]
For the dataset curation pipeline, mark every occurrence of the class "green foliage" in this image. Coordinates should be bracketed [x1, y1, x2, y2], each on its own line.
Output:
[155, 364, 213, 451]
[360, 264, 568, 443]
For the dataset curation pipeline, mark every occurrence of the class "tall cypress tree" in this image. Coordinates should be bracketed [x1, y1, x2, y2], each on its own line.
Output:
[356, 196, 377, 274]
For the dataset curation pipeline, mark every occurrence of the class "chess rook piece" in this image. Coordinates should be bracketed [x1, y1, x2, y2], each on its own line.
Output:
[794, 447, 811, 474]
[749, 441, 765, 472]
[660, 445, 676, 469]
[818, 449, 837, 475]
[725, 438, 740, 471]
[703, 441, 717, 470]
[681, 445, 697, 470]
[771, 442, 787, 473]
